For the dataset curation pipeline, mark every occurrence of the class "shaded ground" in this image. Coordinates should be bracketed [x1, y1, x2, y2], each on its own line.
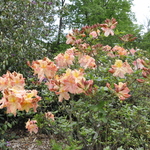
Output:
[7, 133, 51, 150]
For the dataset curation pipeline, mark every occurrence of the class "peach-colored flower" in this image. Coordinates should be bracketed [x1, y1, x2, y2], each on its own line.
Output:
[136, 79, 145, 83]
[106, 82, 131, 101]
[28, 57, 58, 82]
[21, 89, 41, 113]
[63, 52, 74, 66]
[104, 18, 117, 29]
[61, 68, 85, 83]
[54, 52, 74, 69]
[26, 119, 38, 134]
[133, 58, 145, 70]
[61, 75, 83, 94]
[58, 69, 85, 94]
[112, 46, 128, 56]
[66, 32, 75, 45]
[78, 55, 97, 69]
[74, 39, 82, 45]
[54, 53, 64, 68]
[77, 79, 94, 95]
[45, 68, 85, 102]
[0, 88, 41, 116]
[100, 18, 117, 37]
[114, 82, 131, 100]
[107, 52, 116, 58]
[129, 48, 136, 56]
[45, 68, 94, 102]
[109, 60, 133, 78]
[45, 78, 70, 102]
[45, 112, 55, 121]
[78, 43, 90, 52]
[120, 34, 137, 42]
[142, 67, 150, 78]
[0, 71, 25, 91]
[65, 47, 76, 55]
[102, 45, 112, 51]
[57, 88, 70, 102]
[0, 89, 22, 116]
[89, 30, 100, 38]
[102, 45, 128, 57]
[45, 79, 59, 92]
[124, 61, 133, 74]
[0, 77, 7, 91]
[102, 27, 114, 37]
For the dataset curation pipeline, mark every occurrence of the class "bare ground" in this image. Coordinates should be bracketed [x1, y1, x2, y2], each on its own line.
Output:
[7, 133, 52, 150]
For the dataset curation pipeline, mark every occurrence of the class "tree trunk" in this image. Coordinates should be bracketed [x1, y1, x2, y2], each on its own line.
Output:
[57, 0, 65, 45]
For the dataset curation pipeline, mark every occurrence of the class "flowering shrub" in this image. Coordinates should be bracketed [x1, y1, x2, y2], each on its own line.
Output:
[0, 18, 150, 149]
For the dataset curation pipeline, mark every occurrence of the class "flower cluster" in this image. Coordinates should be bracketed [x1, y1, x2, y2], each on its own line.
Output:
[102, 45, 137, 58]
[120, 34, 137, 42]
[107, 82, 131, 101]
[46, 68, 94, 102]
[133, 58, 145, 70]
[28, 57, 58, 82]
[66, 18, 139, 101]
[0, 71, 41, 116]
[66, 18, 118, 55]
[54, 48, 75, 68]
[0, 71, 25, 91]
[100, 18, 118, 36]
[109, 60, 133, 78]
[26, 119, 38, 134]
[78, 55, 96, 69]
[134, 59, 150, 83]
[28, 50, 96, 102]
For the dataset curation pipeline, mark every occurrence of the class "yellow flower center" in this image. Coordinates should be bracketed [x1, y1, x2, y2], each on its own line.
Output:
[114, 60, 123, 68]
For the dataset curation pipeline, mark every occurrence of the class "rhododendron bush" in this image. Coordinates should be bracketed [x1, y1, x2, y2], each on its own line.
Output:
[1, 18, 150, 149]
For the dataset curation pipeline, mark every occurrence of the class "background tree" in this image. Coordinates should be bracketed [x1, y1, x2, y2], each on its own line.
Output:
[0, 0, 57, 76]
[67, 0, 135, 28]
[137, 17, 150, 53]
[138, 31, 150, 53]
[66, 0, 141, 47]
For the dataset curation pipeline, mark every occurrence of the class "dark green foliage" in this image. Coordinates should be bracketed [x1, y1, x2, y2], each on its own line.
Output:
[138, 31, 150, 53]
[0, 0, 56, 76]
